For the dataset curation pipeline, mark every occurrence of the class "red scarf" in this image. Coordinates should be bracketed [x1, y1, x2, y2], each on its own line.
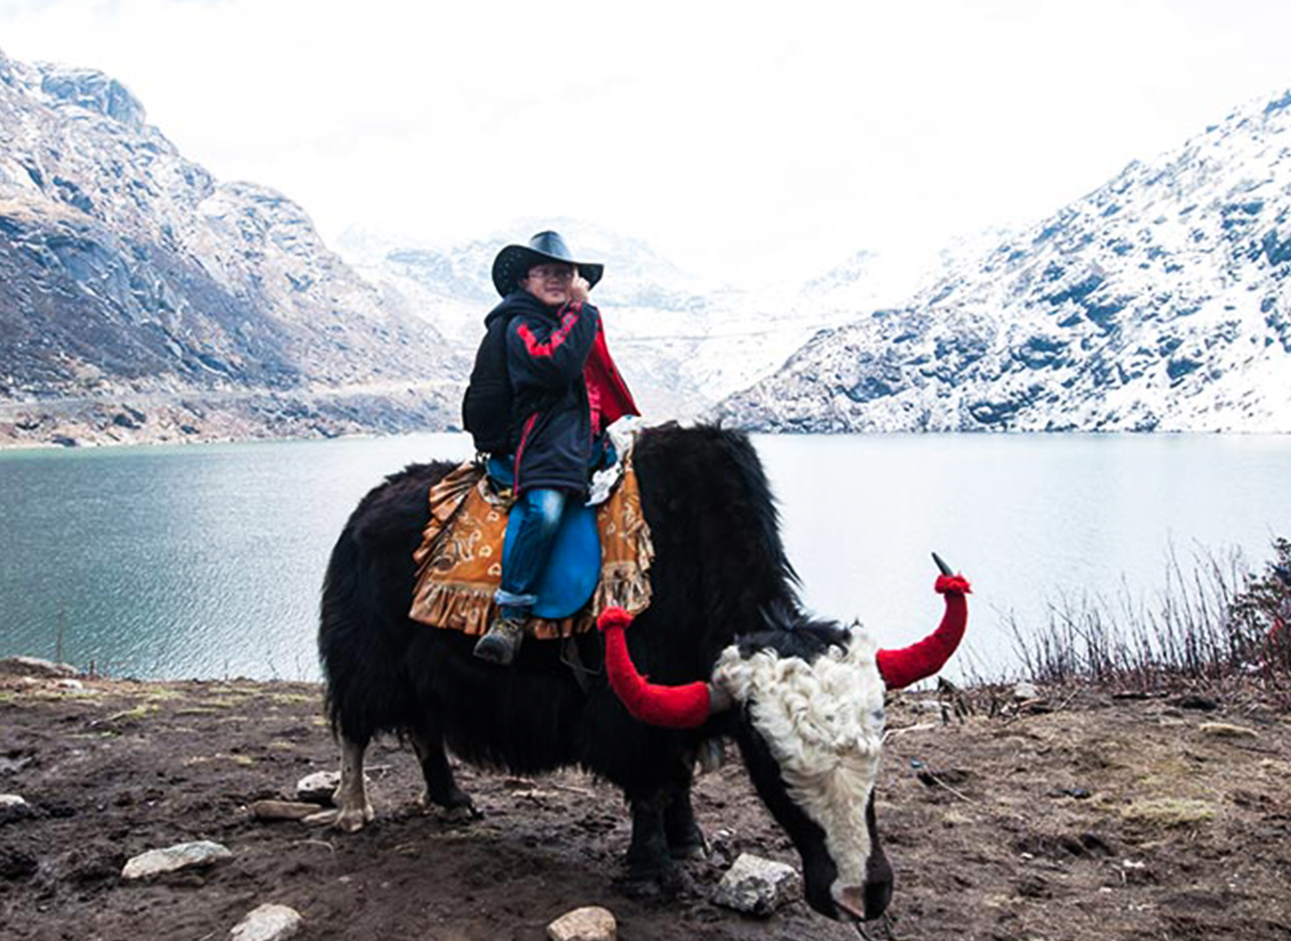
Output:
[584, 320, 639, 434]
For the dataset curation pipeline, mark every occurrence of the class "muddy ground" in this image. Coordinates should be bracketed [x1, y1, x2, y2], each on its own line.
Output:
[2, 668, 1289, 941]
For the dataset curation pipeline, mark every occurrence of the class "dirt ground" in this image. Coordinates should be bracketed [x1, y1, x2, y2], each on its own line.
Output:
[2, 666, 1290, 941]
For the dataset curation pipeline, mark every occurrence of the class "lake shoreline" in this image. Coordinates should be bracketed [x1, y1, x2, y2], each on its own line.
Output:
[0, 386, 461, 452]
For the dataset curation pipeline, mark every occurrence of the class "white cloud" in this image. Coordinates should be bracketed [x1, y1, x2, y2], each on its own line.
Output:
[5, 0, 1291, 285]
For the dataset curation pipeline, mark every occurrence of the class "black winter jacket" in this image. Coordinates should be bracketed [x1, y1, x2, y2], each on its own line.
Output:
[488, 289, 600, 495]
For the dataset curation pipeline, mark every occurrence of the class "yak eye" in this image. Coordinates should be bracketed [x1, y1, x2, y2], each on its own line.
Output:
[871, 706, 885, 727]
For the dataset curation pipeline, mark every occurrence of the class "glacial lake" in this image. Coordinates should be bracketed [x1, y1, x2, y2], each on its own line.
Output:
[1, 432, 1289, 682]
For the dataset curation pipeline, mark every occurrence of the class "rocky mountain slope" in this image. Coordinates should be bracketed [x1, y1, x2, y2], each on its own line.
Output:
[717, 91, 1291, 432]
[0, 49, 464, 447]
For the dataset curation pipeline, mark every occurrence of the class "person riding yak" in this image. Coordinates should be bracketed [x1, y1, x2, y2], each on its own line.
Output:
[465, 230, 639, 666]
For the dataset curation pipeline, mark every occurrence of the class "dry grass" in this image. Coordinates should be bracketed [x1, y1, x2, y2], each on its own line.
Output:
[1120, 797, 1217, 828]
[1009, 537, 1291, 706]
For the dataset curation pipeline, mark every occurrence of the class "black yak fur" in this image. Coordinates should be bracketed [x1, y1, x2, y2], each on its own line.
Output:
[318, 423, 884, 909]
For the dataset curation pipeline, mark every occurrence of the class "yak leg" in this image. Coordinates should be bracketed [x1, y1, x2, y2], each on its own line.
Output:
[409, 721, 481, 821]
[664, 785, 708, 859]
[622, 792, 682, 897]
[333, 733, 375, 832]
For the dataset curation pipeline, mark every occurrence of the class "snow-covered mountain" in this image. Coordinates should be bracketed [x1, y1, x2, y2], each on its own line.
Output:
[717, 91, 1291, 433]
[0, 49, 464, 447]
[23, 50, 1288, 444]
[0, 44, 875, 444]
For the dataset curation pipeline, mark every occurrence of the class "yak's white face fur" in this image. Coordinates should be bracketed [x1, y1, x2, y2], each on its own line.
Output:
[713, 628, 886, 896]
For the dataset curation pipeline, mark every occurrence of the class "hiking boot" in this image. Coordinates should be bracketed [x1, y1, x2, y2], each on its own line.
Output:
[473, 614, 526, 665]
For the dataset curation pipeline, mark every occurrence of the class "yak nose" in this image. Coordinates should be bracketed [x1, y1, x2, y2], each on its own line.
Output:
[837, 847, 894, 921]
[836, 882, 888, 924]
[837, 877, 892, 921]
[836, 885, 868, 920]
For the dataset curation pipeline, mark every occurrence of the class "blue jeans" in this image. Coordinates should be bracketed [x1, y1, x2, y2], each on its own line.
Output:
[494, 488, 568, 618]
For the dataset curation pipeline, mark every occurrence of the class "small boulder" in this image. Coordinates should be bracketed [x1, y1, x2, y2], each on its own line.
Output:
[0, 657, 77, 679]
[547, 906, 616, 941]
[121, 840, 232, 880]
[1013, 681, 1041, 701]
[712, 853, 802, 916]
[230, 903, 303, 941]
[0, 795, 33, 824]
[295, 771, 341, 805]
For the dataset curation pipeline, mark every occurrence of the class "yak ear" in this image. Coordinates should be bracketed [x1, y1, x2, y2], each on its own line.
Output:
[710, 645, 756, 707]
[707, 677, 736, 714]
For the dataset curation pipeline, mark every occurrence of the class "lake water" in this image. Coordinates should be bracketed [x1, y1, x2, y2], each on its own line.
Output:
[1, 433, 1288, 682]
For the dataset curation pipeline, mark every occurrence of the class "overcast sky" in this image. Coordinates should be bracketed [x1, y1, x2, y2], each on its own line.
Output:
[6, 0, 1291, 286]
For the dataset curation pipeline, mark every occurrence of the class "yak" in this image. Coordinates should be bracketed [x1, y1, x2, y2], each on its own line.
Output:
[318, 423, 969, 922]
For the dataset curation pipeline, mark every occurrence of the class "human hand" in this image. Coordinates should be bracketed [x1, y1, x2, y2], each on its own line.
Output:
[568, 267, 590, 304]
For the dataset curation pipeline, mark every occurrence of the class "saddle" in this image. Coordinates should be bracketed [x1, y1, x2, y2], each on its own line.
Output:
[408, 451, 653, 640]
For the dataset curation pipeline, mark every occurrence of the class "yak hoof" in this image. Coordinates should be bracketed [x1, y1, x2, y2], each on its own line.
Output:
[668, 838, 708, 861]
[667, 822, 709, 860]
[335, 803, 374, 833]
[616, 871, 684, 902]
[417, 790, 483, 822]
[616, 874, 666, 901]
[441, 803, 484, 823]
[617, 862, 685, 901]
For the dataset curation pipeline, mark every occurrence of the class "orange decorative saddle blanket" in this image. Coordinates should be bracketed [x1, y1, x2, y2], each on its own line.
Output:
[408, 458, 653, 639]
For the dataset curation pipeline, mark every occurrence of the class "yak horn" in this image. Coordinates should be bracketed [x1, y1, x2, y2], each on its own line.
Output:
[598, 607, 715, 728]
[876, 555, 972, 690]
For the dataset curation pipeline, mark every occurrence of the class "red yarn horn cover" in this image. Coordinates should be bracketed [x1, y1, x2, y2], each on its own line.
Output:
[597, 607, 711, 728]
[876, 574, 972, 689]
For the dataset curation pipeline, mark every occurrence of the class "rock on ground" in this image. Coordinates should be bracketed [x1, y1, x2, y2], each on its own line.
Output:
[230, 903, 303, 941]
[711, 853, 802, 916]
[295, 770, 341, 804]
[1014, 681, 1042, 701]
[547, 906, 617, 941]
[121, 840, 232, 879]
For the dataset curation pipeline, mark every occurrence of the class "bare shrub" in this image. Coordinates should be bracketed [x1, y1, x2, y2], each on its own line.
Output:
[1010, 538, 1291, 705]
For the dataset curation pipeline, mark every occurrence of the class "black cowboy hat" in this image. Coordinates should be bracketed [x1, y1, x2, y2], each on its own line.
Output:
[491, 230, 604, 297]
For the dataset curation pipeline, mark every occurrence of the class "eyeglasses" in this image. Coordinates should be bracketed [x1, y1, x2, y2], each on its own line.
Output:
[526, 265, 575, 282]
